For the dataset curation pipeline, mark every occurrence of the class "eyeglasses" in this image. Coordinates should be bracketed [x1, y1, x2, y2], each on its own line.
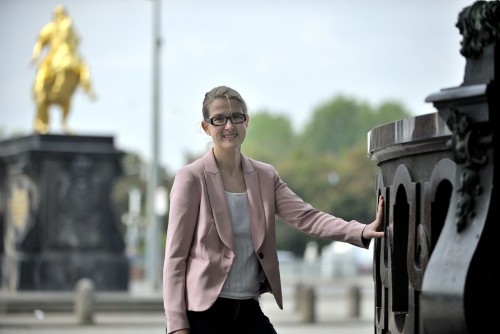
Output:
[205, 113, 247, 126]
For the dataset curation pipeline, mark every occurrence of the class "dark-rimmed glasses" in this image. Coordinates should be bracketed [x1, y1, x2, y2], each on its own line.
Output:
[205, 113, 247, 126]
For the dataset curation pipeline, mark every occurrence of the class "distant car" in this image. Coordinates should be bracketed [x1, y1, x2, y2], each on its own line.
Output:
[320, 241, 374, 278]
[277, 250, 300, 277]
[277, 250, 297, 263]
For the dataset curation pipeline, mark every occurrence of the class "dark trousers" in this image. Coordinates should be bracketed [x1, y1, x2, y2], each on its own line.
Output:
[186, 297, 278, 334]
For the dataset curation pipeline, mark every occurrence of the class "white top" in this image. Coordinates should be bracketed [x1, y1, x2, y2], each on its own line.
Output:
[219, 191, 261, 299]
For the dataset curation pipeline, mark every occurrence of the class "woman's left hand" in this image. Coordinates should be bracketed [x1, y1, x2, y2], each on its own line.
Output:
[362, 195, 385, 239]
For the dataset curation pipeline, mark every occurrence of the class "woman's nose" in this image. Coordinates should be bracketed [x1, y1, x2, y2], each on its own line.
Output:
[224, 118, 236, 128]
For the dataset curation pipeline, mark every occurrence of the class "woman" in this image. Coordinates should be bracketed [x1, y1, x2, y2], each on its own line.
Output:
[163, 85, 384, 334]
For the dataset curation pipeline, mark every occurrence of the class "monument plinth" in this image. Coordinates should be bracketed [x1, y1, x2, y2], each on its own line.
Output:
[0, 134, 129, 291]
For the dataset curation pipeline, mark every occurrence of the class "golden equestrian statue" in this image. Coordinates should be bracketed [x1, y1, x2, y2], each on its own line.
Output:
[31, 5, 96, 134]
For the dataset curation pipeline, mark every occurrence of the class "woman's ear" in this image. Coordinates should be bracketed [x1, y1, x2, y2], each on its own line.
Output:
[201, 121, 210, 135]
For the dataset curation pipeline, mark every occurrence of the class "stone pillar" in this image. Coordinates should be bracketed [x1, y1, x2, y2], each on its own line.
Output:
[298, 285, 316, 323]
[347, 285, 361, 318]
[0, 134, 129, 291]
[74, 278, 95, 324]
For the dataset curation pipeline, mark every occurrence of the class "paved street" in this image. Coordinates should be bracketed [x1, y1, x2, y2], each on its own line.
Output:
[0, 298, 374, 334]
[0, 278, 375, 334]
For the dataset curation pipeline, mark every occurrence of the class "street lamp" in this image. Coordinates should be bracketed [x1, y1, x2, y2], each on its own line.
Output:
[145, 0, 162, 291]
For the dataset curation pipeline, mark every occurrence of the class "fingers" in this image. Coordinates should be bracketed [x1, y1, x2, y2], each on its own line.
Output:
[377, 195, 384, 214]
[373, 195, 385, 237]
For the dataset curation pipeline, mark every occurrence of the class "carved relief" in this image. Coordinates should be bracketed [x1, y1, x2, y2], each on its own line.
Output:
[374, 159, 455, 334]
[443, 108, 491, 231]
[456, 0, 500, 58]
[53, 154, 107, 249]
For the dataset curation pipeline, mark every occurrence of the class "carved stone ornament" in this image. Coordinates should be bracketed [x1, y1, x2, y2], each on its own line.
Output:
[444, 108, 492, 231]
[456, 0, 500, 58]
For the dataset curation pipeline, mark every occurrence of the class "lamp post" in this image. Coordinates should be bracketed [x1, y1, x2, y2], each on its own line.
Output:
[145, 0, 162, 291]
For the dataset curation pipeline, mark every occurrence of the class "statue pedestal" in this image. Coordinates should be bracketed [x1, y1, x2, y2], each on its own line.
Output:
[0, 134, 129, 291]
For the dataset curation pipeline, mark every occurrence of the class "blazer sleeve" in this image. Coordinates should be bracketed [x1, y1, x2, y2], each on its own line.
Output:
[271, 167, 367, 248]
[163, 167, 200, 333]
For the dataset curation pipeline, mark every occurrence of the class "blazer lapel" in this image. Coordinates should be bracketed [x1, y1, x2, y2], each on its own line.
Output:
[203, 151, 235, 251]
[242, 156, 266, 251]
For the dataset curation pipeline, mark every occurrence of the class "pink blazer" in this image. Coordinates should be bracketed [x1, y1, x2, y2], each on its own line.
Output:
[163, 150, 368, 333]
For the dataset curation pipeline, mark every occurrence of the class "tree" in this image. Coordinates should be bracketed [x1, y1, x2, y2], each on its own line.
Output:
[299, 95, 371, 155]
[299, 95, 411, 155]
[242, 110, 295, 165]
[373, 100, 411, 126]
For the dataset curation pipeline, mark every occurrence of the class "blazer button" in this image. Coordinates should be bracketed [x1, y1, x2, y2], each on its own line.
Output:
[259, 252, 264, 259]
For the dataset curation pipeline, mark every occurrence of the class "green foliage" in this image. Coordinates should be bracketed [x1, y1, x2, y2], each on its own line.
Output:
[299, 95, 371, 155]
[299, 94, 410, 156]
[375, 100, 412, 125]
[242, 110, 295, 164]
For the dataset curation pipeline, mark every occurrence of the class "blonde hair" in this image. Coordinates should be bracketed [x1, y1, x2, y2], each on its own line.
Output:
[202, 86, 248, 120]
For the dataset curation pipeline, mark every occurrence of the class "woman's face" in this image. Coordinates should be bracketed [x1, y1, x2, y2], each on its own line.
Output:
[202, 97, 249, 151]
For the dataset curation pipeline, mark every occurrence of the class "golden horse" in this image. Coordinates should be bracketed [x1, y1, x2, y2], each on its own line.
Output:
[32, 5, 96, 135]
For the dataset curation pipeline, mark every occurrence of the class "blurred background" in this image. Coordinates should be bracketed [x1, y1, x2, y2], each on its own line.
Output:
[0, 0, 474, 287]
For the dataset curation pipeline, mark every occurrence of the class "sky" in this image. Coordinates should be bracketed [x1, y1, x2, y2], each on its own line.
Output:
[0, 0, 475, 173]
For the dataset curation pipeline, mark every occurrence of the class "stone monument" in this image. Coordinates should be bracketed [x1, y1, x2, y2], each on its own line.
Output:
[0, 5, 128, 292]
[367, 1, 499, 333]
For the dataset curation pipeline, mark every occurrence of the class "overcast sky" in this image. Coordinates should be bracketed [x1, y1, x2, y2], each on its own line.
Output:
[0, 0, 474, 172]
